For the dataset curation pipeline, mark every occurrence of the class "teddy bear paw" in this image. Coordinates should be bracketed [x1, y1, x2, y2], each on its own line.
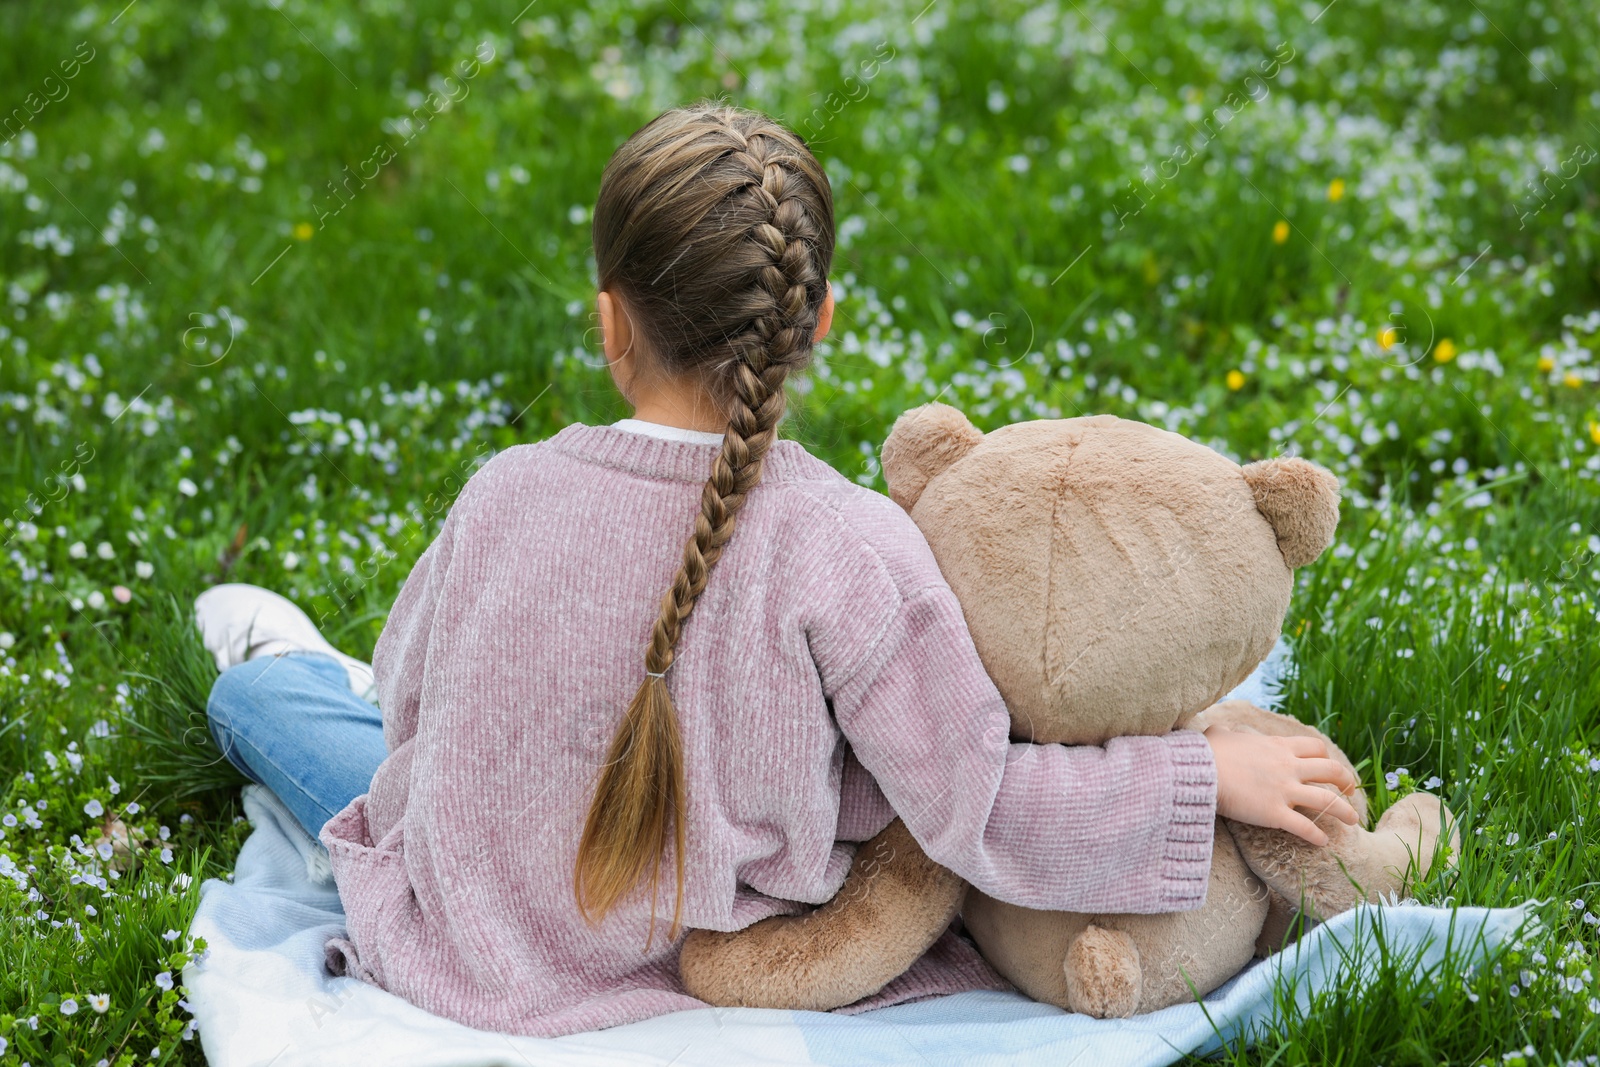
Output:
[1063, 923, 1143, 1018]
[1374, 791, 1460, 878]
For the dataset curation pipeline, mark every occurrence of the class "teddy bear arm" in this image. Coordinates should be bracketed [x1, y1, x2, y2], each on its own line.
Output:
[1229, 791, 1459, 922]
[678, 819, 965, 1011]
[1192, 703, 1460, 921]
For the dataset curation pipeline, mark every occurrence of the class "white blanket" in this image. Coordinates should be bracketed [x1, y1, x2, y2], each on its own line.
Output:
[186, 784, 1528, 1067]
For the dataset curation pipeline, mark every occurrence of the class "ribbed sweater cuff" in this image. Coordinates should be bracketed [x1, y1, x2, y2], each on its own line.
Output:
[1158, 729, 1218, 911]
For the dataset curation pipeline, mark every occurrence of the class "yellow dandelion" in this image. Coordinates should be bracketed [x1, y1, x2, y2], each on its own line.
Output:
[1378, 327, 1399, 350]
[1272, 219, 1290, 244]
[1226, 369, 1246, 391]
[1537, 355, 1556, 373]
[1565, 372, 1583, 388]
[1588, 421, 1600, 446]
[1432, 338, 1457, 363]
[293, 222, 315, 241]
[1327, 178, 1346, 202]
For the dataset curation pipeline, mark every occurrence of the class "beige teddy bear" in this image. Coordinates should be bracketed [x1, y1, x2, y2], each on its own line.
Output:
[681, 404, 1459, 1017]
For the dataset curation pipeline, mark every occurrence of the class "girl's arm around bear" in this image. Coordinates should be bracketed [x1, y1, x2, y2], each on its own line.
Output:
[804, 498, 1218, 914]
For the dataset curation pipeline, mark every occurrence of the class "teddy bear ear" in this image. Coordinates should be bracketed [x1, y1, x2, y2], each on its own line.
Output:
[1240, 457, 1342, 568]
[881, 403, 985, 511]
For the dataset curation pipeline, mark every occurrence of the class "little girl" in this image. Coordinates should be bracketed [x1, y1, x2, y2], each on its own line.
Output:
[198, 102, 1357, 1038]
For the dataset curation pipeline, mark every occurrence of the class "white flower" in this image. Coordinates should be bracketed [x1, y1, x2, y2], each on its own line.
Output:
[87, 590, 106, 609]
[97, 842, 114, 861]
[1507, 832, 1520, 846]
[69, 540, 88, 558]
[108, 776, 120, 795]
[163, 928, 180, 941]
[1385, 771, 1400, 789]
[96, 541, 114, 559]
[135, 560, 154, 579]
[61, 997, 79, 1014]
[125, 801, 141, 814]
[89, 993, 110, 1013]
[0, 632, 13, 649]
[1423, 775, 1442, 789]
[177, 477, 198, 497]
[84, 904, 96, 916]
[0, 1036, 7, 1054]
[154, 970, 173, 990]
[283, 551, 300, 570]
[84, 798, 104, 817]
[160, 847, 173, 864]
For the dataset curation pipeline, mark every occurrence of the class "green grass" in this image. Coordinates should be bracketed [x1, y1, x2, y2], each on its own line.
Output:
[2, 0, 1598, 1062]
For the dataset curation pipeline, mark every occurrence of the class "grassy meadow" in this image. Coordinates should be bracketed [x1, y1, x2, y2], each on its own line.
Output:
[2, 0, 1599, 1062]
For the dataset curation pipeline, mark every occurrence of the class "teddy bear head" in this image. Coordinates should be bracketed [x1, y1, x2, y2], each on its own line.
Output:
[880, 403, 1340, 746]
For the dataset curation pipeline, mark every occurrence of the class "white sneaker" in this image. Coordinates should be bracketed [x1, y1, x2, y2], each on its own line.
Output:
[194, 583, 377, 701]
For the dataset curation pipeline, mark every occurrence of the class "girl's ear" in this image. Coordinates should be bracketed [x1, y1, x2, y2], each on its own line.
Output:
[598, 289, 637, 398]
[813, 284, 835, 343]
[881, 403, 984, 512]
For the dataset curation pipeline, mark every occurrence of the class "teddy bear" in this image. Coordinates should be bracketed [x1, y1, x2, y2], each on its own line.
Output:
[679, 404, 1459, 1017]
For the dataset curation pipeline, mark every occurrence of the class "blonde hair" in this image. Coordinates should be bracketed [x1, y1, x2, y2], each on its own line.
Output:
[574, 103, 836, 940]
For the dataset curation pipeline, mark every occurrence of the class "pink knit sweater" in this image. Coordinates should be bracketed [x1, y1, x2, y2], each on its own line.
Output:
[319, 422, 1218, 1036]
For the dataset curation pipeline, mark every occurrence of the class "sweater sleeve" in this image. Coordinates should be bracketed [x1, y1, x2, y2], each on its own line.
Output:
[371, 509, 459, 754]
[821, 580, 1218, 915]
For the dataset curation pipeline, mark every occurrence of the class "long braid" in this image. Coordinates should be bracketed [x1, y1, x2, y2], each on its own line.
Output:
[646, 149, 822, 663]
[575, 110, 834, 942]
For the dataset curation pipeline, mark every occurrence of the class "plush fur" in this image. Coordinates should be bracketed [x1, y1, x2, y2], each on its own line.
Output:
[965, 818, 1268, 1016]
[681, 404, 1460, 1016]
[892, 413, 1290, 745]
[1240, 457, 1343, 569]
[878, 402, 985, 512]
[678, 819, 966, 1010]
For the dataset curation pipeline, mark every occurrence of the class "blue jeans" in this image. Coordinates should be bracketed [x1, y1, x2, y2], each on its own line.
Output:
[207, 652, 388, 840]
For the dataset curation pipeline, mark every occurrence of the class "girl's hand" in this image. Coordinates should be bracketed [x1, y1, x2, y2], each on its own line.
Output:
[1203, 726, 1360, 846]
